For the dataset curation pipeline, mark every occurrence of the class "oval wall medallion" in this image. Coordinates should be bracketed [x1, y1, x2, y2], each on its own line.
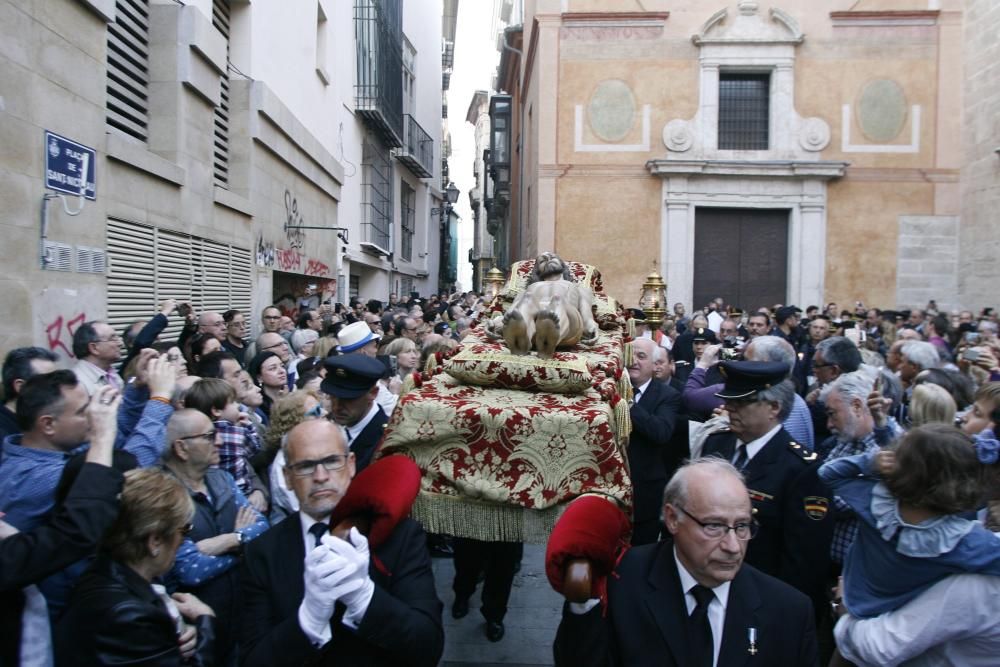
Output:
[588, 79, 636, 143]
[856, 79, 908, 143]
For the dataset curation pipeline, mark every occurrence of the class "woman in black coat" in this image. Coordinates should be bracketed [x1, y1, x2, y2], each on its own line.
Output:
[56, 467, 216, 666]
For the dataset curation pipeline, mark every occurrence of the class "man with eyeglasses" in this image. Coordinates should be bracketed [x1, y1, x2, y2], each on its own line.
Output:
[160, 408, 269, 664]
[71, 321, 124, 395]
[554, 458, 818, 666]
[806, 336, 863, 443]
[240, 418, 443, 667]
[197, 311, 227, 342]
[702, 361, 832, 626]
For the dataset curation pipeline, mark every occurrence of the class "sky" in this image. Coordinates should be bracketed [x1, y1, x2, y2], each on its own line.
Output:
[445, 0, 500, 291]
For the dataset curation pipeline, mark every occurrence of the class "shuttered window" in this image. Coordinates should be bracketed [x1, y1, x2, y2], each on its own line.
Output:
[106, 220, 252, 344]
[400, 180, 415, 261]
[107, 0, 150, 142]
[211, 0, 231, 187]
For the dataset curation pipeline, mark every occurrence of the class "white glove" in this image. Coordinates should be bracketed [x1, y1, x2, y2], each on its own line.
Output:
[325, 527, 376, 628]
[297, 541, 365, 645]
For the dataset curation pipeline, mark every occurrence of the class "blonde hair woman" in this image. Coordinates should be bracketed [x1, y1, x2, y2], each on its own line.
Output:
[264, 390, 326, 523]
[55, 468, 216, 665]
[910, 383, 958, 427]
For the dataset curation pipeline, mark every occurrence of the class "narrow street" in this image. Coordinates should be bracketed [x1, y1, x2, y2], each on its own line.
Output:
[434, 545, 562, 667]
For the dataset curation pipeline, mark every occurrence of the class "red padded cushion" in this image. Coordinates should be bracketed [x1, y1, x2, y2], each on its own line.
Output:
[329, 454, 421, 549]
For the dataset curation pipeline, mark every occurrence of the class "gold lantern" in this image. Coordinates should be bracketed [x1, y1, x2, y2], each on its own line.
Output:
[483, 266, 506, 302]
[638, 264, 667, 328]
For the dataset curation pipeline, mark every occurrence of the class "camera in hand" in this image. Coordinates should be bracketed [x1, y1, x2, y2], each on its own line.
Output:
[720, 336, 742, 361]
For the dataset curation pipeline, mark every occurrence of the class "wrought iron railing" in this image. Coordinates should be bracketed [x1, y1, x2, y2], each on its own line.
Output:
[355, 0, 403, 147]
[396, 114, 433, 178]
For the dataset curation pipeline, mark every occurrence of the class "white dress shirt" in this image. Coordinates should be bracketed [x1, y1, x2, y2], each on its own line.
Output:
[342, 401, 381, 445]
[734, 423, 783, 465]
[632, 378, 652, 404]
[835, 573, 1000, 666]
[674, 548, 731, 667]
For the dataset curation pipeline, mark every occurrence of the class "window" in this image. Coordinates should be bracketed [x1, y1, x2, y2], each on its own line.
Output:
[106, 0, 150, 142]
[400, 180, 415, 261]
[316, 1, 330, 85]
[349, 275, 360, 299]
[718, 73, 770, 150]
[211, 0, 231, 187]
[361, 133, 393, 252]
[402, 38, 416, 116]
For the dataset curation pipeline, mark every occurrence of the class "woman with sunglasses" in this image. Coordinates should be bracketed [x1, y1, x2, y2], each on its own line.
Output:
[262, 390, 327, 523]
[55, 468, 216, 666]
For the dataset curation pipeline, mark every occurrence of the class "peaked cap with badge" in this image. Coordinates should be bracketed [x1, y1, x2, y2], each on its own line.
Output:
[714, 360, 789, 400]
[321, 355, 385, 398]
[690, 327, 718, 344]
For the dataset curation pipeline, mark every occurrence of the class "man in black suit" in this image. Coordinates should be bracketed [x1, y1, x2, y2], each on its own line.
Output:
[628, 337, 681, 545]
[554, 457, 818, 666]
[701, 361, 833, 618]
[239, 419, 443, 667]
[321, 355, 389, 472]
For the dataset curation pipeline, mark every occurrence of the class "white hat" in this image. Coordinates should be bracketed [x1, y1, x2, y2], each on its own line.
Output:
[337, 321, 381, 353]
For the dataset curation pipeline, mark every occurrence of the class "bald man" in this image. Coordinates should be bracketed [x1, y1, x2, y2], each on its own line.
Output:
[240, 420, 443, 666]
[198, 311, 227, 342]
[628, 337, 682, 545]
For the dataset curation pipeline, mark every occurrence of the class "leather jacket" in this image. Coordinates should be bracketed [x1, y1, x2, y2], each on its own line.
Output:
[55, 555, 214, 666]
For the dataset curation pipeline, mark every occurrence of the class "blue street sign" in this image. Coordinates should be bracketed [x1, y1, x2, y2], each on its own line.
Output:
[45, 130, 96, 200]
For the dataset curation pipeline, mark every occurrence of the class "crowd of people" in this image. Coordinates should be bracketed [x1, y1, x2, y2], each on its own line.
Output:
[1, 285, 999, 666]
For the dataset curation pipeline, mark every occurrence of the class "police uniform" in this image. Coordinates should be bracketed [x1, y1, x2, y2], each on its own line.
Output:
[321, 356, 389, 472]
[701, 361, 833, 619]
[673, 327, 717, 385]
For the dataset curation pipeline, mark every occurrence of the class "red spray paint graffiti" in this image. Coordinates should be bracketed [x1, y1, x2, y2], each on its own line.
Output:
[45, 312, 87, 359]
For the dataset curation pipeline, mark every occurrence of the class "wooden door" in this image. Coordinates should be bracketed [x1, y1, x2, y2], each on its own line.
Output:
[693, 208, 788, 311]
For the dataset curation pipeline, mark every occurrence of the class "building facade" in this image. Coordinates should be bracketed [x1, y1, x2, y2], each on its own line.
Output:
[482, 0, 995, 312]
[1, 0, 457, 354]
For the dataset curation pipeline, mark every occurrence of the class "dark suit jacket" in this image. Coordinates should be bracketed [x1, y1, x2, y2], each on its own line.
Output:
[239, 513, 443, 667]
[701, 428, 833, 608]
[628, 380, 681, 525]
[1, 463, 123, 666]
[553, 540, 818, 667]
[350, 406, 388, 472]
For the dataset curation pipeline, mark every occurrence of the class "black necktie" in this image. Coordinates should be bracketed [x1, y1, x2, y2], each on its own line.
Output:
[732, 444, 749, 471]
[309, 522, 328, 548]
[689, 584, 715, 667]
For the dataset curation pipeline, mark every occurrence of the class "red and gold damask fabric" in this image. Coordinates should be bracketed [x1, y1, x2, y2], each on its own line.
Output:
[378, 372, 632, 543]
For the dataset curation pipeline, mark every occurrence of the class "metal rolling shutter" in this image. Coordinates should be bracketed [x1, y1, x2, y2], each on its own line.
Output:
[211, 0, 231, 187]
[106, 220, 252, 349]
[107, 0, 150, 142]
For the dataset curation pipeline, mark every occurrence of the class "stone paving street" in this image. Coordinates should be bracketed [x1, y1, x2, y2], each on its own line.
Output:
[433, 544, 563, 667]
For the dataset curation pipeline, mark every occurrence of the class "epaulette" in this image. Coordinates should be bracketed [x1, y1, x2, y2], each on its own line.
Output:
[787, 441, 818, 462]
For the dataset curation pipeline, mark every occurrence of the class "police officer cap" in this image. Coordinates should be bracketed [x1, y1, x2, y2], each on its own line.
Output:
[691, 327, 718, 343]
[714, 360, 790, 400]
[321, 355, 385, 399]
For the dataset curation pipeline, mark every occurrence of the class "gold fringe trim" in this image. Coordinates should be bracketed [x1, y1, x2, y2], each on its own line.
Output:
[410, 492, 566, 544]
[626, 318, 636, 339]
[424, 354, 438, 374]
[617, 376, 633, 404]
[623, 341, 633, 368]
[614, 398, 632, 447]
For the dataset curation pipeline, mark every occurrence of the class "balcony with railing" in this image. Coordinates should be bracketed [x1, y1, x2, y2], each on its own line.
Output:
[355, 0, 403, 148]
[395, 114, 433, 178]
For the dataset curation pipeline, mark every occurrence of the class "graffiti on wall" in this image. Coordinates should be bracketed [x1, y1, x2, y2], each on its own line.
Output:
[44, 311, 87, 359]
[256, 234, 275, 268]
[284, 190, 306, 250]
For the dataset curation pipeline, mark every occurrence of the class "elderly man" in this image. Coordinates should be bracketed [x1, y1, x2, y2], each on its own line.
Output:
[701, 361, 832, 619]
[240, 419, 443, 666]
[806, 336, 864, 443]
[161, 408, 269, 664]
[683, 336, 815, 450]
[197, 311, 227, 342]
[815, 370, 899, 570]
[71, 321, 124, 395]
[628, 337, 681, 545]
[554, 458, 818, 666]
[1, 347, 58, 439]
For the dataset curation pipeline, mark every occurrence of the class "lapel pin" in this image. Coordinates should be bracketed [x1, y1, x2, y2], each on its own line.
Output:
[748, 627, 758, 655]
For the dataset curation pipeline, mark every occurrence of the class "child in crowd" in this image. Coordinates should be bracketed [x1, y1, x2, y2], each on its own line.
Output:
[819, 423, 1000, 618]
[183, 378, 267, 510]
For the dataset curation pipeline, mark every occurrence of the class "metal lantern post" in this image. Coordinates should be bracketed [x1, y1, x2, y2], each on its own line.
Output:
[638, 264, 668, 329]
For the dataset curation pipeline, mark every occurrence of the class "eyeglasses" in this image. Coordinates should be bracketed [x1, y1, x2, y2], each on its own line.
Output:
[263, 315, 282, 321]
[675, 506, 758, 540]
[287, 454, 349, 477]
[179, 430, 216, 442]
[262, 341, 288, 350]
[304, 404, 324, 419]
